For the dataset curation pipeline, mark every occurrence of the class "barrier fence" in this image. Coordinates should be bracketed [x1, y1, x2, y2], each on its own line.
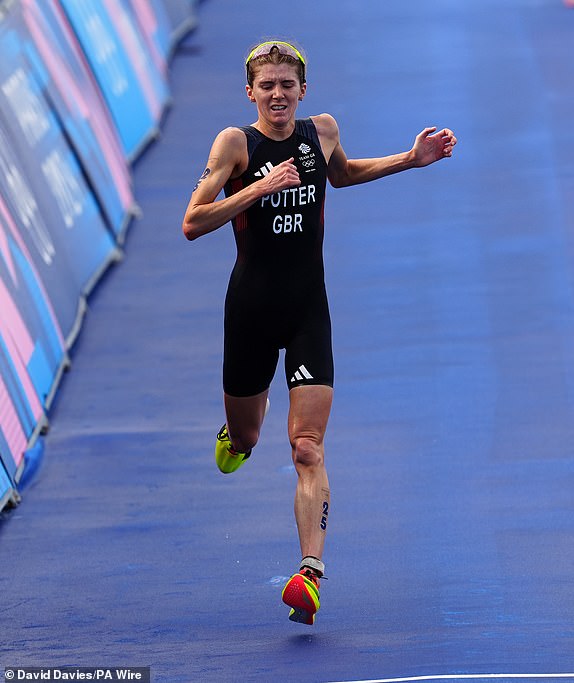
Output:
[0, 0, 198, 511]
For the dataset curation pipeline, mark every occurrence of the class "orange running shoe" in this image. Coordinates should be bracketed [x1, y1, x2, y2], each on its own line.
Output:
[281, 570, 321, 625]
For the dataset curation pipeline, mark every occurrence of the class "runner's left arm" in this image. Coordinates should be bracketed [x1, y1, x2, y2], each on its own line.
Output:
[313, 114, 456, 189]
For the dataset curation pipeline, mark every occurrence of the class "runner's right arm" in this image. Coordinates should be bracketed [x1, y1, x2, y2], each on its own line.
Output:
[183, 128, 300, 241]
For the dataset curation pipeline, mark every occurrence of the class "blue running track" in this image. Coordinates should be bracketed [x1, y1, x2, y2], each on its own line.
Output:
[2, 1, 574, 682]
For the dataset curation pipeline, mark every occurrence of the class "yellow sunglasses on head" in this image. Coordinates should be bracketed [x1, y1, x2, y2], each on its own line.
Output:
[246, 41, 306, 66]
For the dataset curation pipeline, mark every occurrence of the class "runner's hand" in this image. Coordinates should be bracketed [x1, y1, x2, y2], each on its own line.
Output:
[260, 157, 301, 194]
[411, 127, 457, 167]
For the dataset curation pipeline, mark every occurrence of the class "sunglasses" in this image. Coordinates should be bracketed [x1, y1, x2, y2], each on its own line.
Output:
[246, 41, 306, 65]
[245, 41, 306, 81]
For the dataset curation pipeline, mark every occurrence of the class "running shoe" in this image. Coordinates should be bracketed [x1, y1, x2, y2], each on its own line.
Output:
[214, 424, 251, 474]
[282, 570, 321, 625]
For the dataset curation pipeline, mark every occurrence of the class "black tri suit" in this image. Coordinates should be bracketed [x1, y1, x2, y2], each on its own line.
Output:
[223, 118, 334, 397]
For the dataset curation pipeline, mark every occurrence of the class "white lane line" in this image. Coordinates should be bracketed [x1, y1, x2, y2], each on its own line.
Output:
[325, 674, 574, 683]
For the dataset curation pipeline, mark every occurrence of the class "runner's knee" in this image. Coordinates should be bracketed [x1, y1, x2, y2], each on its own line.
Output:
[291, 435, 324, 469]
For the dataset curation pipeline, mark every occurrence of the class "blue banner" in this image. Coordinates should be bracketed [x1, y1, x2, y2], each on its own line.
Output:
[162, 0, 198, 47]
[0, 0, 196, 505]
[144, 0, 173, 62]
[0, 13, 118, 340]
[0, 195, 66, 410]
[0, 123, 80, 343]
[0, 458, 18, 508]
[124, 0, 171, 76]
[58, 0, 169, 161]
[19, 0, 135, 237]
[0, 330, 42, 480]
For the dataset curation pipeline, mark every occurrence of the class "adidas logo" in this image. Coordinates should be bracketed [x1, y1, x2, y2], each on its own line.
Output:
[298, 143, 311, 154]
[290, 365, 314, 383]
[254, 161, 274, 177]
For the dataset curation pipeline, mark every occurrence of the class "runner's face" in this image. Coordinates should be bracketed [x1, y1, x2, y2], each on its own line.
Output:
[246, 63, 306, 127]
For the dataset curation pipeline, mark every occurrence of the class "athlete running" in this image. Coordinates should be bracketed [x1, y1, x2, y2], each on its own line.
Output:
[182, 40, 457, 625]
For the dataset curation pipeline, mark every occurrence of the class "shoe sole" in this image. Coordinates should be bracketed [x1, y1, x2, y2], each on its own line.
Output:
[282, 574, 320, 626]
[288, 607, 315, 625]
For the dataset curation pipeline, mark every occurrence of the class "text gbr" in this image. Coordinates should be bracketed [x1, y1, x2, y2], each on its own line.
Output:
[261, 184, 316, 234]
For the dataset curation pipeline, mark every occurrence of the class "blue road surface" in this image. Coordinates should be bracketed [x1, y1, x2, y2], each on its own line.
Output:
[1, 1, 574, 682]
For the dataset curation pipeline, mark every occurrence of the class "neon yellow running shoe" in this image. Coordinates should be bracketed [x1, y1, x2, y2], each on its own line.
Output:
[214, 424, 251, 474]
[282, 570, 321, 625]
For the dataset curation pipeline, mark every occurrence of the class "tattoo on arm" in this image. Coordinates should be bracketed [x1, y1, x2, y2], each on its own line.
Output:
[193, 167, 211, 191]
